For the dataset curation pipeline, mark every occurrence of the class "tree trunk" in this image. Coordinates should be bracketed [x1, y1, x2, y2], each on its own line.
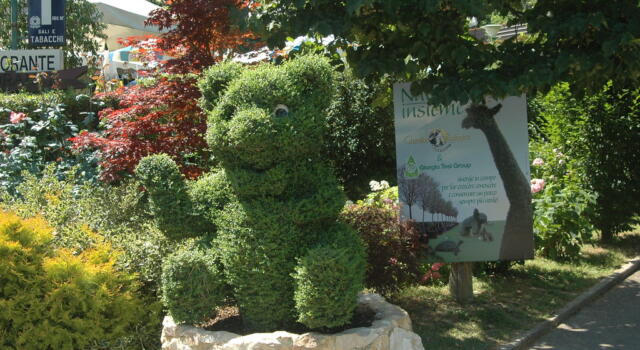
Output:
[601, 229, 614, 243]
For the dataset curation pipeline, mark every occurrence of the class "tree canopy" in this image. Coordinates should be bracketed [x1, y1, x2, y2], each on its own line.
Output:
[245, 0, 640, 105]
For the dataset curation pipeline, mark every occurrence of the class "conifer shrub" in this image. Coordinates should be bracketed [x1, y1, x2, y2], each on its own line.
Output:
[0, 211, 155, 350]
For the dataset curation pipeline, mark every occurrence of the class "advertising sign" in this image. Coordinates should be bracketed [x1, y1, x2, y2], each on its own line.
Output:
[393, 82, 534, 262]
[28, 0, 66, 47]
[0, 50, 63, 73]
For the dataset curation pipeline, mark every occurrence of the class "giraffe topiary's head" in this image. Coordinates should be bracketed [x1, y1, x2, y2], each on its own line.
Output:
[202, 56, 335, 170]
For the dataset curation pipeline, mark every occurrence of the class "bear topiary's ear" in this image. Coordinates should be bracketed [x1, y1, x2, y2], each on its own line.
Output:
[198, 61, 246, 113]
[282, 55, 335, 108]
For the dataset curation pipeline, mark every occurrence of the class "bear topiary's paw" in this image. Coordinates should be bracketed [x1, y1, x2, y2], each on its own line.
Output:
[293, 223, 366, 330]
[161, 244, 231, 325]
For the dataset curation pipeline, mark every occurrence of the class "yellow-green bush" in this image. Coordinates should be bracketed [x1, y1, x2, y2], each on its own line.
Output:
[0, 211, 155, 350]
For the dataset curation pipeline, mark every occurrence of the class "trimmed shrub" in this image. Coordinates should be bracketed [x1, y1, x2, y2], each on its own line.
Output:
[140, 56, 366, 332]
[0, 90, 105, 125]
[161, 245, 229, 324]
[0, 211, 157, 350]
[293, 224, 365, 329]
[198, 61, 245, 112]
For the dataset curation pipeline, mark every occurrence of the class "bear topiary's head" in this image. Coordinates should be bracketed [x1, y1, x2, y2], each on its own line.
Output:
[202, 56, 334, 170]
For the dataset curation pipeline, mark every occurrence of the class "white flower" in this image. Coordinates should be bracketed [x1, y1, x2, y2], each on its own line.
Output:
[380, 180, 390, 189]
[369, 180, 381, 191]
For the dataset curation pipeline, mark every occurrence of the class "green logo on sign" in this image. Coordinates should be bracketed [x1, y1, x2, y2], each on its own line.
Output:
[405, 156, 419, 178]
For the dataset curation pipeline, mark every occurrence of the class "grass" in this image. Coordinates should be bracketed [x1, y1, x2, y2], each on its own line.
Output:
[390, 230, 640, 350]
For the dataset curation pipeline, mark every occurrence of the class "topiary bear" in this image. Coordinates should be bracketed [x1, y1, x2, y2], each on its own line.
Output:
[135, 56, 366, 332]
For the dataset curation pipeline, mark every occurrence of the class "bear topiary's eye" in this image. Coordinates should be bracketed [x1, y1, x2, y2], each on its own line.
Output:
[273, 104, 289, 118]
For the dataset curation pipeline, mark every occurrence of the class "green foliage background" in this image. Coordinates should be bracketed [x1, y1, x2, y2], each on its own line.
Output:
[0, 91, 110, 192]
[532, 82, 640, 241]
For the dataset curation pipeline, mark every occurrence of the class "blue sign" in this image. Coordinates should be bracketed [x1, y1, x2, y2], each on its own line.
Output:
[28, 0, 66, 47]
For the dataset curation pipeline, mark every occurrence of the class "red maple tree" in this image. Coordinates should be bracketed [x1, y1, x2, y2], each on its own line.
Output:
[72, 0, 256, 182]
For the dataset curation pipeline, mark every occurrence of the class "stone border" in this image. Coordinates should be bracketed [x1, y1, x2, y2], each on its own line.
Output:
[161, 293, 425, 350]
[499, 256, 640, 350]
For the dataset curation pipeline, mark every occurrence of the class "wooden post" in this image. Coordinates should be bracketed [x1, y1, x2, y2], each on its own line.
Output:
[449, 262, 474, 303]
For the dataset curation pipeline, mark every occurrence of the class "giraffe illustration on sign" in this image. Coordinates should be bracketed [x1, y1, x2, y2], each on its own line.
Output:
[461, 104, 533, 260]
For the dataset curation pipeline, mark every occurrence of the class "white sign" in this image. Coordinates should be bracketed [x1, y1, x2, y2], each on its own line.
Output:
[393, 82, 534, 262]
[0, 50, 64, 73]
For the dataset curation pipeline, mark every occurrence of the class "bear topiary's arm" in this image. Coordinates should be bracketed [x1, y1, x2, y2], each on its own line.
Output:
[188, 169, 234, 225]
[135, 154, 214, 240]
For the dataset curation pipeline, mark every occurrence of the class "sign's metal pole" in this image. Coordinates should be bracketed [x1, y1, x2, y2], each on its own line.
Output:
[10, 0, 19, 49]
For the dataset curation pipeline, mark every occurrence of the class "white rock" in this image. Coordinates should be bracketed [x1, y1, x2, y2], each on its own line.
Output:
[221, 331, 296, 350]
[389, 328, 425, 350]
[334, 327, 380, 349]
[293, 333, 335, 350]
[163, 338, 194, 350]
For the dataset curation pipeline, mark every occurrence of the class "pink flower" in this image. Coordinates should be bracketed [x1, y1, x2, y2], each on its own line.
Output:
[530, 178, 546, 193]
[420, 272, 431, 282]
[532, 158, 544, 166]
[389, 257, 398, 265]
[531, 184, 542, 193]
[432, 272, 441, 279]
[9, 112, 27, 124]
[431, 262, 445, 271]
